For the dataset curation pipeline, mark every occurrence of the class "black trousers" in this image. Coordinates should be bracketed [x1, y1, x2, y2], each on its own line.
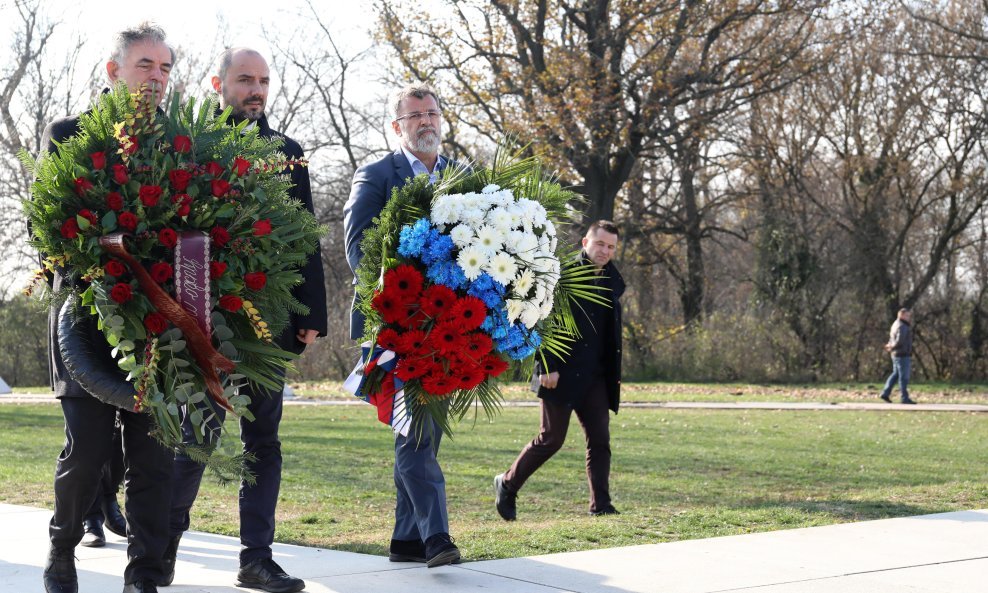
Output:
[51, 396, 174, 583]
[503, 377, 612, 513]
[83, 423, 124, 522]
[170, 369, 286, 564]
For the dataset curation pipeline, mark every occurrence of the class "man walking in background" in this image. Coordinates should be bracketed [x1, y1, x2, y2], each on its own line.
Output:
[494, 221, 625, 520]
[879, 307, 916, 404]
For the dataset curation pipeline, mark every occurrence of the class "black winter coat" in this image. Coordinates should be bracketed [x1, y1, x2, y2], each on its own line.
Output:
[535, 257, 625, 413]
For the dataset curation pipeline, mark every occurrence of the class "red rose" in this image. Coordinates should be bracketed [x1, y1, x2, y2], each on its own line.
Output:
[110, 282, 133, 303]
[210, 226, 231, 247]
[104, 260, 126, 277]
[150, 262, 174, 283]
[158, 228, 178, 248]
[209, 261, 227, 278]
[218, 294, 243, 312]
[173, 135, 192, 153]
[60, 218, 79, 239]
[252, 219, 272, 237]
[244, 271, 267, 291]
[105, 192, 124, 211]
[90, 152, 106, 170]
[78, 209, 98, 226]
[143, 312, 168, 335]
[232, 156, 251, 177]
[139, 184, 163, 207]
[210, 179, 231, 197]
[123, 135, 139, 155]
[205, 161, 224, 177]
[112, 164, 129, 184]
[118, 211, 138, 230]
[74, 177, 93, 196]
[172, 193, 192, 217]
[169, 169, 193, 191]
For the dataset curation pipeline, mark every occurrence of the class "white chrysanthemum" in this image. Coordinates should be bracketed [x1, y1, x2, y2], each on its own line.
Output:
[450, 224, 474, 248]
[485, 251, 518, 285]
[530, 254, 551, 274]
[457, 246, 488, 280]
[430, 196, 457, 226]
[505, 298, 525, 323]
[514, 232, 539, 260]
[539, 297, 554, 319]
[513, 268, 535, 298]
[482, 184, 501, 194]
[474, 224, 505, 255]
[505, 203, 524, 228]
[520, 301, 541, 328]
[486, 207, 513, 232]
[533, 280, 548, 306]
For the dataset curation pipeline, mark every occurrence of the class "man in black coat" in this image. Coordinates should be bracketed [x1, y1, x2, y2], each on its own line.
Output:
[40, 23, 177, 593]
[494, 220, 625, 519]
[166, 48, 327, 593]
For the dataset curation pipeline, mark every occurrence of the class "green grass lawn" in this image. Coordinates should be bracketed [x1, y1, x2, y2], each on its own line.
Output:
[2, 403, 986, 560]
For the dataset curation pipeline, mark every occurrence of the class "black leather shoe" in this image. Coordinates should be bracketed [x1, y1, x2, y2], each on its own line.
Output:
[389, 538, 426, 562]
[494, 473, 517, 521]
[901, 397, 916, 404]
[589, 505, 621, 516]
[236, 558, 305, 593]
[102, 495, 127, 537]
[122, 580, 158, 592]
[80, 517, 106, 548]
[879, 394, 892, 403]
[43, 546, 77, 593]
[424, 533, 461, 568]
[159, 534, 181, 586]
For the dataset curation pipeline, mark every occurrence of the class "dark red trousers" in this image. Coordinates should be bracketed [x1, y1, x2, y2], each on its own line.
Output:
[503, 378, 612, 513]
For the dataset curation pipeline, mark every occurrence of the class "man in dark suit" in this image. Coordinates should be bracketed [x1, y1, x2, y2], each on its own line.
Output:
[343, 83, 461, 568]
[40, 23, 177, 593]
[494, 221, 625, 519]
[165, 48, 327, 593]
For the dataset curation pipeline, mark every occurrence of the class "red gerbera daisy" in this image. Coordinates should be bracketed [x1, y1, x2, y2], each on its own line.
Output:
[426, 321, 467, 355]
[455, 366, 487, 391]
[372, 291, 407, 325]
[443, 295, 487, 331]
[395, 356, 430, 381]
[396, 305, 428, 330]
[464, 332, 494, 360]
[376, 327, 402, 351]
[384, 264, 424, 300]
[421, 373, 458, 397]
[481, 354, 510, 377]
[419, 284, 457, 318]
[396, 329, 427, 355]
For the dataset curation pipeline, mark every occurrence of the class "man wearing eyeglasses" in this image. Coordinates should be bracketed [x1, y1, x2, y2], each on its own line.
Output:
[343, 83, 461, 568]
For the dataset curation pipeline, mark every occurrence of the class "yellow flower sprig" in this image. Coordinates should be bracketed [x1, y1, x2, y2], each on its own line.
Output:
[242, 300, 272, 341]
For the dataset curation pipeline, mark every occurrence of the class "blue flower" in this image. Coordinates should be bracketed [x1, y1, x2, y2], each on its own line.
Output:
[427, 260, 467, 290]
[422, 232, 455, 265]
[398, 218, 432, 258]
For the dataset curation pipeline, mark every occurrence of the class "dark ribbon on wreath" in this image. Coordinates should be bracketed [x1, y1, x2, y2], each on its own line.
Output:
[99, 232, 235, 412]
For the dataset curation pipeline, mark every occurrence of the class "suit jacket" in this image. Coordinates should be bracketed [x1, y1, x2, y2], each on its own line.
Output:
[535, 257, 625, 413]
[343, 149, 454, 339]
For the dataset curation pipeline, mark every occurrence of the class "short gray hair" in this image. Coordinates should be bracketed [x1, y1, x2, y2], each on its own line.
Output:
[215, 47, 264, 81]
[110, 22, 174, 64]
[390, 83, 441, 119]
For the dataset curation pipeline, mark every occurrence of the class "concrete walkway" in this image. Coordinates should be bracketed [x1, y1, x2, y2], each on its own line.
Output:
[2, 503, 987, 593]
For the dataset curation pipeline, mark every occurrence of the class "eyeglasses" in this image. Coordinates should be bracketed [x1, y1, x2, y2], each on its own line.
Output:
[395, 110, 442, 122]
